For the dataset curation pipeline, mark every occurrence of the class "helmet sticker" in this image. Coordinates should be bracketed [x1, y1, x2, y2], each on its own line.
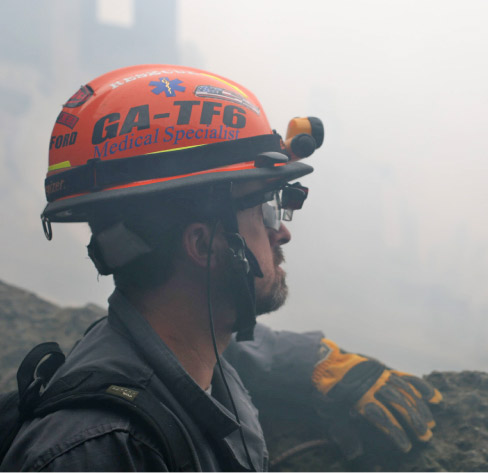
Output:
[109, 69, 202, 90]
[149, 77, 186, 97]
[90, 101, 247, 159]
[63, 85, 94, 108]
[50, 132, 78, 150]
[194, 85, 260, 115]
[56, 111, 79, 130]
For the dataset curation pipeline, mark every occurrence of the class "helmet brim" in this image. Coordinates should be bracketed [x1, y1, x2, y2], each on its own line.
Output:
[42, 161, 314, 222]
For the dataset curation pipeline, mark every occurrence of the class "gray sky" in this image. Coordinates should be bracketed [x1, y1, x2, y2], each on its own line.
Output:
[1, 0, 487, 374]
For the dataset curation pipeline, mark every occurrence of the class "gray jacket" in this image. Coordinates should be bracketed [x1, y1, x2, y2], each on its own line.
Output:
[1, 290, 323, 471]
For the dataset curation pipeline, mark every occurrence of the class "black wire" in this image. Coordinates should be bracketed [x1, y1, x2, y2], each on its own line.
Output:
[206, 220, 256, 471]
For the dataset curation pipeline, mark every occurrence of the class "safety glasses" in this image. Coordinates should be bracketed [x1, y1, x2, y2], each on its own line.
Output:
[233, 183, 309, 231]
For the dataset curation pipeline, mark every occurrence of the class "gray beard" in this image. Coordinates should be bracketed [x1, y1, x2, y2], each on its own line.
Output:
[255, 246, 288, 316]
[255, 275, 288, 316]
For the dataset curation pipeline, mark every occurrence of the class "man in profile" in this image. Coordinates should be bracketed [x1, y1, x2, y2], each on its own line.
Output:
[1, 65, 441, 471]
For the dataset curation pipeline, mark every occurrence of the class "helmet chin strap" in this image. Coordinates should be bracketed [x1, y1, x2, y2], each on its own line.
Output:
[223, 232, 263, 341]
[212, 184, 263, 342]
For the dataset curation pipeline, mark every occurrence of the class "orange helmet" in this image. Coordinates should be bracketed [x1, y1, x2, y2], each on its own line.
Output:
[42, 65, 323, 225]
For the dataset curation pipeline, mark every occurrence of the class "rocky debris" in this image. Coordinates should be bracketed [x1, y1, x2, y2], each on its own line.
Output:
[0, 279, 104, 391]
[260, 371, 488, 471]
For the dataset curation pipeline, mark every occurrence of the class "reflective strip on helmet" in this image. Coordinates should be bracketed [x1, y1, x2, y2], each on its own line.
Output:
[48, 161, 72, 172]
[146, 143, 205, 155]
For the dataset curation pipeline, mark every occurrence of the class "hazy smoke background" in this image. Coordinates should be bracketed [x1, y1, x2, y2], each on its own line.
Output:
[1, 0, 487, 374]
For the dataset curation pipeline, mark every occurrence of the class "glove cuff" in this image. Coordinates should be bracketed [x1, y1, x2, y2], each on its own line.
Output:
[312, 339, 370, 396]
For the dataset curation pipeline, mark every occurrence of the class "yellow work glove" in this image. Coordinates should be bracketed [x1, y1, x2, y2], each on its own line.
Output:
[312, 339, 442, 456]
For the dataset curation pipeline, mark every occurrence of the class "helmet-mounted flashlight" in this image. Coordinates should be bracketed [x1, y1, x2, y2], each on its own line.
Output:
[252, 116, 324, 169]
[283, 116, 324, 161]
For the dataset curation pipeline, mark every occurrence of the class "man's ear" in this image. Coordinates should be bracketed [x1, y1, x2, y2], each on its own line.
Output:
[182, 222, 224, 269]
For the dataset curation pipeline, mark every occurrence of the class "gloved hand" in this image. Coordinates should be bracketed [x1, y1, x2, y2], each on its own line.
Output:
[311, 339, 442, 456]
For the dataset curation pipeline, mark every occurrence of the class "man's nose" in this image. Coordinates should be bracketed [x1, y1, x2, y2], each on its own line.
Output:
[268, 223, 291, 245]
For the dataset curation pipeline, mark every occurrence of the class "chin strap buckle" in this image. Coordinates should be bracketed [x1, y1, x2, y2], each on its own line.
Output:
[223, 232, 263, 342]
[225, 233, 250, 275]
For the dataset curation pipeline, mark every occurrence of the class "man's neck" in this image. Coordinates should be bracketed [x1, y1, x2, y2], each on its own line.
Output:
[126, 277, 235, 391]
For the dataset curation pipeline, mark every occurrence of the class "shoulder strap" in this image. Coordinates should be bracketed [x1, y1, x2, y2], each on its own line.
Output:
[17, 342, 65, 411]
[0, 342, 65, 462]
[35, 371, 201, 472]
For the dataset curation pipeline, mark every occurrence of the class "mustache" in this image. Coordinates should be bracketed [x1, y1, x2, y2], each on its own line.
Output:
[273, 246, 285, 266]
